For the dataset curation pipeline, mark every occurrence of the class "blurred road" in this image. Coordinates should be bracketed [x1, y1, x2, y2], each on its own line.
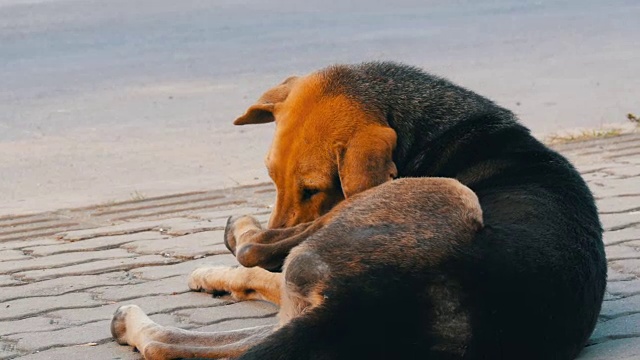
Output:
[1, 0, 639, 214]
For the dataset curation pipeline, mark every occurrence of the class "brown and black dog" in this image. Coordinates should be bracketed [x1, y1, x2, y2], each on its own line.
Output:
[111, 62, 606, 359]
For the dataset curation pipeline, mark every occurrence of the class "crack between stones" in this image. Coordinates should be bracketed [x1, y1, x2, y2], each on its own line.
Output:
[587, 333, 640, 346]
[57, 228, 160, 242]
[1, 255, 141, 275]
[605, 238, 640, 247]
[600, 207, 640, 215]
[606, 221, 640, 232]
[0, 303, 110, 322]
[12, 258, 181, 282]
[598, 309, 640, 322]
[595, 193, 640, 200]
[24, 241, 142, 257]
[0, 282, 145, 303]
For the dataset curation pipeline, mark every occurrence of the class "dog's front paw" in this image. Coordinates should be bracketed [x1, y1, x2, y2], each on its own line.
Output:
[224, 215, 262, 255]
[188, 266, 260, 301]
[188, 266, 236, 297]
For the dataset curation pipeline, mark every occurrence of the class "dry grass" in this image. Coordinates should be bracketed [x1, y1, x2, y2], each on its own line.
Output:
[546, 128, 624, 145]
[130, 190, 146, 201]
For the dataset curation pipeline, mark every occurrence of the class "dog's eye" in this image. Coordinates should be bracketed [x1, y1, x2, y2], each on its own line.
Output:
[302, 188, 320, 201]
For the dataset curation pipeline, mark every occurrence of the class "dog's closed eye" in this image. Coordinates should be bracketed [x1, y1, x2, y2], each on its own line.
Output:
[302, 188, 320, 201]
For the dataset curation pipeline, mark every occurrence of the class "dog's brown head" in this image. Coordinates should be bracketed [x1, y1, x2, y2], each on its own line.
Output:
[234, 71, 398, 228]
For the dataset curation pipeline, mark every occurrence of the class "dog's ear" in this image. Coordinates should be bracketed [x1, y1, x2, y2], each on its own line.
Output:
[233, 76, 299, 125]
[336, 126, 398, 198]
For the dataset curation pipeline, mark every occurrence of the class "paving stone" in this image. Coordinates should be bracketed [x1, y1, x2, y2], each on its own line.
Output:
[600, 213, 640, 231]
[606, 278, 640, 298]
[17, 342, 140, 360]
[0, 292, 105, 321]
[621, 239, 640, 249]
[122, 230, 228, 259]
[174, 300, 278, 325]
[607, 269, 636, 282]
[14, 255, 180, 281]
[6, 319, 113, 353]
[624, 157, 640, 165]
[0, 238, 59, 251]
[589, 313, 640, 344]
[605, 245, 640, 261]
[577, 338, 640, 360]
[130, 255, 237, 280]
[91, 274, 188, 302]
[51, 292, 229, 324]
[0, 249, 30, 261]
[0, 275, 23, 287]
[603, 226, 640, 246]
[603, 164, 640, 178]
[609, 259, 640, 277]
[0, 248, 137, 275]
[162, 219, 230, 236]
[0, 316, 66, 336]
[0, 339, 21, 360]
[0, 273, 143, 303]
[589, 177, 640, 199]
[57, 218, 191, 241]
[597, 195, 640, 214]
[23, 231, 168, 257]
[599, 294, 640, 320]
[191, 206, 271, 221]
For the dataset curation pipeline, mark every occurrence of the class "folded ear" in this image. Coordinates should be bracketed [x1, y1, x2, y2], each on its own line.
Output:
[336, 126, 398, 198]
[233, 76, 299, 125]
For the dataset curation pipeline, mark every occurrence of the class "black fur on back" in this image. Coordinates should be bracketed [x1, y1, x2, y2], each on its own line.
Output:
[244, 62, 606, 359]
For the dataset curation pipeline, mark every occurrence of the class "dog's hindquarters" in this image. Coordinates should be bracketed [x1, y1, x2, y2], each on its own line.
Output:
[238, 177, 484, 359]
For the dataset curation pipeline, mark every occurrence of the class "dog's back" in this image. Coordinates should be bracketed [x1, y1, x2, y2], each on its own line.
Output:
[332, 63, 606, 359]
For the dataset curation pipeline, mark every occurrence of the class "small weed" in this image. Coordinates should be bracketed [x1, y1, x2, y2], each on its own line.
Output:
[130, 190, 146, 201]
[546, 128, 623, 145]
[628, 113, 639, 126]
[98, 199, 117, 207]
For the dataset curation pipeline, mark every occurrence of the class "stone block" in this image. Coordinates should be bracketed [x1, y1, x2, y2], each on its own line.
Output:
[14, 255, 180, 281]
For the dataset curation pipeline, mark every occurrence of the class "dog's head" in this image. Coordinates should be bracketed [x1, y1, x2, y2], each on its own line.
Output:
[234, 72, 398, 228]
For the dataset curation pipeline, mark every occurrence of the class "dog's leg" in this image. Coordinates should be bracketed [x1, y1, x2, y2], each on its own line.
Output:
[224, 215, 323, 270]
[111, 304, 274, 359]
[189, 266, 282, 305]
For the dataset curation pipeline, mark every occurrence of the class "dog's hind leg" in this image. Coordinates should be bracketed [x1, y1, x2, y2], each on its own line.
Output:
[189, 266, 282, 305]
[111, 304, 274, 359]
[224, 215, 326, 271]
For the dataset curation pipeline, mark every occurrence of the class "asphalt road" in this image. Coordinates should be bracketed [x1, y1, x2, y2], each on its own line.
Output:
[1, 0, 639, 214]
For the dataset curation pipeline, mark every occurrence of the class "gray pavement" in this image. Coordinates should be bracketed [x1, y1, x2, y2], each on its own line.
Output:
[0, 133, 639, 359]
[1, 0, 639, 215]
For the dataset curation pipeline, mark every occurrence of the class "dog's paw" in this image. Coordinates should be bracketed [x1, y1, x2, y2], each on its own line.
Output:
[224, 215, 262, 255]
[188, 266, 256, 301]
[188, 266, 235, 296]
[111, 304, 152, 346]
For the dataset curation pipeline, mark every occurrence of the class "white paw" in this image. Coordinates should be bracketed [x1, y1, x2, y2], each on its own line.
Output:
[188, 266, 236, 294]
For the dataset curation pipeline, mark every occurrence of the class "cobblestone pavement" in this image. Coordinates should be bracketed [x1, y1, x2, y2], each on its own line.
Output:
[1, 133, 639, 360]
